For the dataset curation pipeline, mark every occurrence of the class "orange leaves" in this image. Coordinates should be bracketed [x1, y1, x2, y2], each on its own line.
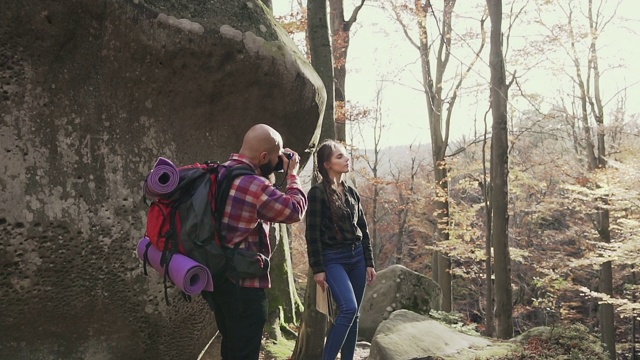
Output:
[331, 31, 349, 69]
[574, 176, 593, 188]
[275, 9, 307, 36]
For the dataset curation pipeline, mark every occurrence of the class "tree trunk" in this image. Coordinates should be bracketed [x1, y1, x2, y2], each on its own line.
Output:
[431, 251, 439, 306]
[362, 82, 385, 265]
[292, 0, 335, 357]
[597, 198, 614, 359]
[482, 115, 495, 337]
[601, 259, 616, 359]
[266, 223, 304, 341]
[569, 35, 597, 169]
[309, 0, 335, 140]
[387, 0, 486, 312]
[588, 0, 614, 355]
[394, 159, 416, 264]
[291, 268, 328, 360]
[486, 0, 513, 340]
[328, 0, 365, 142]
[632, 272, 637, 360]
[372, 183, 380, 262]
[484, 201, 494, 337]
[565, 0, 615, 355]
[434, 166, 452, 312]
[387, 0, 485, 313]
[413, 0, 455, 314]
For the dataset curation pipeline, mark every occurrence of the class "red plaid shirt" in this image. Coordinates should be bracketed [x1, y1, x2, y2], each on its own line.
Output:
[219, 154, 307, 288]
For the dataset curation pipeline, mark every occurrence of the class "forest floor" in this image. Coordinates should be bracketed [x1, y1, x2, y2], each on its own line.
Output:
[200, 334, 371, 359]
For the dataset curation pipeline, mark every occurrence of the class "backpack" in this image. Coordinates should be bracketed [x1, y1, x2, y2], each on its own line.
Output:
[141, 159, 255, 304]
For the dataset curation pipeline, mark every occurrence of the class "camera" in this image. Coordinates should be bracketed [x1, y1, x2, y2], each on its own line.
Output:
[274, 152, 294, 172]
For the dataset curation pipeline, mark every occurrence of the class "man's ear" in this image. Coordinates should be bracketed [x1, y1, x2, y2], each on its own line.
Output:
[259, 151, 268, 164]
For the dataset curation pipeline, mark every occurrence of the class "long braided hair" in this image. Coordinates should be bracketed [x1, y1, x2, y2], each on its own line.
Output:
[316, 140, 349, 233]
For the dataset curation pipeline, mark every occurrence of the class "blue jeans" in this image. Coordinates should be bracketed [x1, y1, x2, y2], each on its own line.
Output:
[323, 243, 367, 360]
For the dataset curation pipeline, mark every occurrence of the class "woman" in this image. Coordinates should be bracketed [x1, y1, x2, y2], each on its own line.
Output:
[305, 139, 377, 360]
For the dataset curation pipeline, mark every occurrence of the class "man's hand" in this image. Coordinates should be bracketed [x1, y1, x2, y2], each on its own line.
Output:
[282, 148, 300, 176]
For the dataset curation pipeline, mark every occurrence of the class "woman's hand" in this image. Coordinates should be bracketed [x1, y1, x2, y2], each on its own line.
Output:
[366, 267, 377, 285]
[314, 272, 327, 291]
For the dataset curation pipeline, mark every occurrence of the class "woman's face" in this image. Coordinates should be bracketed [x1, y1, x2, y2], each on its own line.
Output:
[324, 145, 350, 175]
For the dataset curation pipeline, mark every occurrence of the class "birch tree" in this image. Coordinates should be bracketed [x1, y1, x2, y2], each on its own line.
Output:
[386, 0, 486, 312]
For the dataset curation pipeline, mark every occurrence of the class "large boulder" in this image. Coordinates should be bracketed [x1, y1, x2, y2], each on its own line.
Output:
[0, 0, 324, 359]
[359, 265, 441, 342]
[368, 310, 517, 360]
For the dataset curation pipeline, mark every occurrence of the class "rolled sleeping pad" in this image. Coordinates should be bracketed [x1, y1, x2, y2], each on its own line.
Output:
[143, 157, 179, 199]
[136, 236, 214, 294]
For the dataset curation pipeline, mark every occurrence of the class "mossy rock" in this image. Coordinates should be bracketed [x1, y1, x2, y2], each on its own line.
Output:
[498, 324, 608, 360]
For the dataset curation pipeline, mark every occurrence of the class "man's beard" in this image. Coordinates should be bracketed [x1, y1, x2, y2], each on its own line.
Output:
[259, 161, 275, 178]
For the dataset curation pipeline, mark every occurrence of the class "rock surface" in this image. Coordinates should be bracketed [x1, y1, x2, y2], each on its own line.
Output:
[369, 310, 517, 360]
[0, 0, 324, 359]
[359, 264, 441, 342]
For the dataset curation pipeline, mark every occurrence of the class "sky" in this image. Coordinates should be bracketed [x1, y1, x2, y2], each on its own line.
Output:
[273, 0, 640, 150]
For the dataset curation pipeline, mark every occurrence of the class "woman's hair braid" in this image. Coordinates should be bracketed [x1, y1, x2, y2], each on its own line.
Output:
[316, 139, 349, 234]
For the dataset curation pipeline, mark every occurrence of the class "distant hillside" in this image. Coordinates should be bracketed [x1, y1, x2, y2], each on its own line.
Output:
[295, 144, 433, 190]
[350, 144, 433, 176]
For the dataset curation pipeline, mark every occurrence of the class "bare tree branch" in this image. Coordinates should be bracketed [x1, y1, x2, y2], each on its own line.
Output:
[345, 0, 366, 30]
[388, 1, 421, 50]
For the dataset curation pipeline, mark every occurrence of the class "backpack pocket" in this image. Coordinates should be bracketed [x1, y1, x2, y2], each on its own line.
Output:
[224, 249, 270, 279]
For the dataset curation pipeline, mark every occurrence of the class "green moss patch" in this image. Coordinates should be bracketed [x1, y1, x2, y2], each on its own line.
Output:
[263, 338, 296, 360]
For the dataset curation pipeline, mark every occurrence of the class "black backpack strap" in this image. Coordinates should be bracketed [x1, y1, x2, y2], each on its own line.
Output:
[159, 204, 184, 306]
[141, 240, 175, 306]
[214, 165, 258, 282]
[227, 221, 266, 251]
[160, 250, 173, 306]
[256, 220, 267, 254]
[143, 241, 152, 276]
[141, 176, 153, 206]
[214, 164, 256, 245]
[181, 292, 192, 303]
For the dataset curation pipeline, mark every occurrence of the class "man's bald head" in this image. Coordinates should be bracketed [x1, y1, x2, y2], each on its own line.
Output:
[239, 124, 283, 171]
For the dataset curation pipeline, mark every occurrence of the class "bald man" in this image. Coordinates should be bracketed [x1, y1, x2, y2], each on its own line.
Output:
[209, 124, 307, 360]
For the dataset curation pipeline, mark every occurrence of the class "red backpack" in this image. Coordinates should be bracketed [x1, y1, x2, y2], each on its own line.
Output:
[141, 161, 255, 303]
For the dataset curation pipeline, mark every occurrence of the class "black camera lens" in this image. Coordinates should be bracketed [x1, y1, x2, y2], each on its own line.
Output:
[274, 152, 294, 172]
